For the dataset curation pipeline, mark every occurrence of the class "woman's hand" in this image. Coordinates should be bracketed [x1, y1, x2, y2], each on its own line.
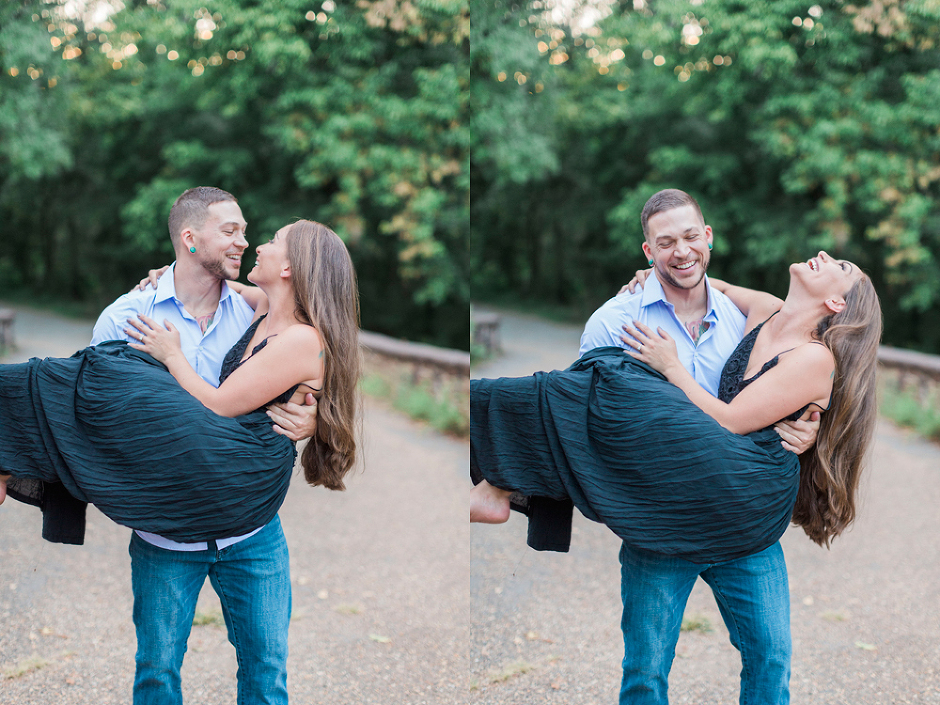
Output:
[617, 267, 653, 296]
[620, 320, 681, 377]
[132, 265, 170, 292]
[126, 314, 183, 365]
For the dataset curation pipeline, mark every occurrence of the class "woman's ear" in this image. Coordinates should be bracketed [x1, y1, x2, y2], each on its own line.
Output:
[824, 297, 846, 314]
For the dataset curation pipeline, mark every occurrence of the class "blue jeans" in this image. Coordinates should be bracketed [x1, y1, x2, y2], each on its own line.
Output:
[619, 541, 790, 705]
[129, 516, 291, 705]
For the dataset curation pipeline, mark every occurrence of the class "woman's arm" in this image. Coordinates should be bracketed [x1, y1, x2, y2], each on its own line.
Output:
[127, 315, 322, 417]
[225, 281, 269, 315]
[132, 269, 268, 316]
[707, 278, 783, 325]
[623, 321, 833, 435]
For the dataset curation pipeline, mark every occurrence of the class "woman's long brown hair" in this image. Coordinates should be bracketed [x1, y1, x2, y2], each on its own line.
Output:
[792, 275, 882, 546]
[286, 220, 361, 490]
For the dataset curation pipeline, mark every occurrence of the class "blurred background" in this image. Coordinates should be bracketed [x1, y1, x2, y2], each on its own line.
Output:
[471, 0, 940, 353]
[0, 0, 469, 350]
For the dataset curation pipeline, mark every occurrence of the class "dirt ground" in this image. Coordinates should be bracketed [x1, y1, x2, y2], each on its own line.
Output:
[470, 307, 940, 705]
[0, 303, 469, 704]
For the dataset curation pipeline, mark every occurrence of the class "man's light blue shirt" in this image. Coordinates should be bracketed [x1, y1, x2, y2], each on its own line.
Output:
[91, 262, 257, 550]
[91, 262, 255, 386]
[579, 273, 747, 397]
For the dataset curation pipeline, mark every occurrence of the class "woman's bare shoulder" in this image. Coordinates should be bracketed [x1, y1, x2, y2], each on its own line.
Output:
[779, 339, 834, 374]
[277, 323, 324, 350]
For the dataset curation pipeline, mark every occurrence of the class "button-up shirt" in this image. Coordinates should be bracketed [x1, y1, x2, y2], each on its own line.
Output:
[91, 262, 258, 550]
[579, 273, 746, 396]
[92, 263, 255, 387]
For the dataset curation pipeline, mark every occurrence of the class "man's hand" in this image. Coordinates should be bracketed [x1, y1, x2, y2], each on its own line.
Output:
[617, 267, 654, 296]
[132, 265, 171, 292]
[267, 393, 318, 441]
[774, 410, 820, 454]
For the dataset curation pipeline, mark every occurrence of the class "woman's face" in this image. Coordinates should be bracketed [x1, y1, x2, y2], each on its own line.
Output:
[247, 226, 291, 285]
[790, 250, 860, 302]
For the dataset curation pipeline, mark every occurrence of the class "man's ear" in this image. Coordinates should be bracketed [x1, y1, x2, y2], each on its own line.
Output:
[181, 228, 195, 251]
[642, 241, 653, 264]
[824, 297, 846, 314]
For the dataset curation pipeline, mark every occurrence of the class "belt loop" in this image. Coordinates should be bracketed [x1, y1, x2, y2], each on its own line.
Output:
[208, 538, 219, 553]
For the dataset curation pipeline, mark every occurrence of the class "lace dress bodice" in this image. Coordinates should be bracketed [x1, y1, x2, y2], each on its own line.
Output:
[717, 319, 826, 422]
[219, 315, 299, 409]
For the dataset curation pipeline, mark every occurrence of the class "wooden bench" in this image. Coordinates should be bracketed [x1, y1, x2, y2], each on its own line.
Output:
[472, 312, 501, 356]
[0, 308, 14, 348]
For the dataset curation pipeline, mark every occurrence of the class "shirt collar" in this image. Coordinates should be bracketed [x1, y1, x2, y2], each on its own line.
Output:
[640, 272, 721, 322]
[153, 262, 234, 306]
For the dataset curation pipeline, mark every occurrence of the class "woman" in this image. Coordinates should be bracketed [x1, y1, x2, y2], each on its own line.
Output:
[0, 220, 360, 541]
[471, 252, 882, 563]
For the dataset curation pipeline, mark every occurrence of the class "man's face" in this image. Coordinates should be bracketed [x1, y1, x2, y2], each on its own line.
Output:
[642, 205, 712, 293]
[192, 201, 248, 281]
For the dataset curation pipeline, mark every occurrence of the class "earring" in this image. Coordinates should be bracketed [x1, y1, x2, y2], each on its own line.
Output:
[190, 247, 196, 254]
[648, 259, 654, 266]
[707, 243, 712, 250]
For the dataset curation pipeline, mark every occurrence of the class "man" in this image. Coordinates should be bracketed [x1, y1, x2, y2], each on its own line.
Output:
[4, 187, 317, 704]
[580, 188, 816, 704]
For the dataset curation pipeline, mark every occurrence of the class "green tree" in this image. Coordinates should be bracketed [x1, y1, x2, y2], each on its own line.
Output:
[472, 0, 940, 352]
[0, 0, 470, 349]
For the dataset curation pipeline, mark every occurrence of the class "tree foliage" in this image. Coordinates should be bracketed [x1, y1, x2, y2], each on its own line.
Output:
[0, 0, 469, 348]
[471, 0, 940, 352]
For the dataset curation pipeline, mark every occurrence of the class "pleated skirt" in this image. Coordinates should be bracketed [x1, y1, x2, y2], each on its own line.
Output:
[470, 347, 800, 563]
[0, 341, 296, 542]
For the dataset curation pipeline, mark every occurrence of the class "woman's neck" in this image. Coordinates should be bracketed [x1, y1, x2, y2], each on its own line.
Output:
[258, 284, 302, 333]
[766, 296, 826, 345]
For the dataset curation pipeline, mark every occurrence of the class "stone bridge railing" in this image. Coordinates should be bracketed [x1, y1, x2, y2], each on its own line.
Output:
[358, 330, 470, 434]
[878, 345, 940, 403]
[360, 330, 469, 379]
[0, 308, 15, 348]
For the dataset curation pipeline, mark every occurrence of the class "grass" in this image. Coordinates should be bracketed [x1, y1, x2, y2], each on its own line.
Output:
[879, 374, 940, 442]
[469, 306, 491, 364]
[192, 610, 225, 628]
[472, 295, 592, 326]
[680, 614, 713, 634]
[394, 380, 468, 435]
[0, 288, 103, 320]
[488, 660, 537, 684]
[360, 359, 469, 437]
[2, 655, 51, 680]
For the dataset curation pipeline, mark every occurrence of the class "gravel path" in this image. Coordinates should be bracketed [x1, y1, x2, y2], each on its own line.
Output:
[471, 307, 940, 705]
[0, 303, 469, 704]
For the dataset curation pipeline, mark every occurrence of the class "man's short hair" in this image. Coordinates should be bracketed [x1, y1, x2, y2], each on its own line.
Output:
[640, 189, 704, 239]
[168, 187, 237, 249]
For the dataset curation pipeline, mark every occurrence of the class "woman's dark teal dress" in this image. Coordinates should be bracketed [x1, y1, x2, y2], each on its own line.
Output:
[470, 322, 804, 564]
[0, 318, 297, 543]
